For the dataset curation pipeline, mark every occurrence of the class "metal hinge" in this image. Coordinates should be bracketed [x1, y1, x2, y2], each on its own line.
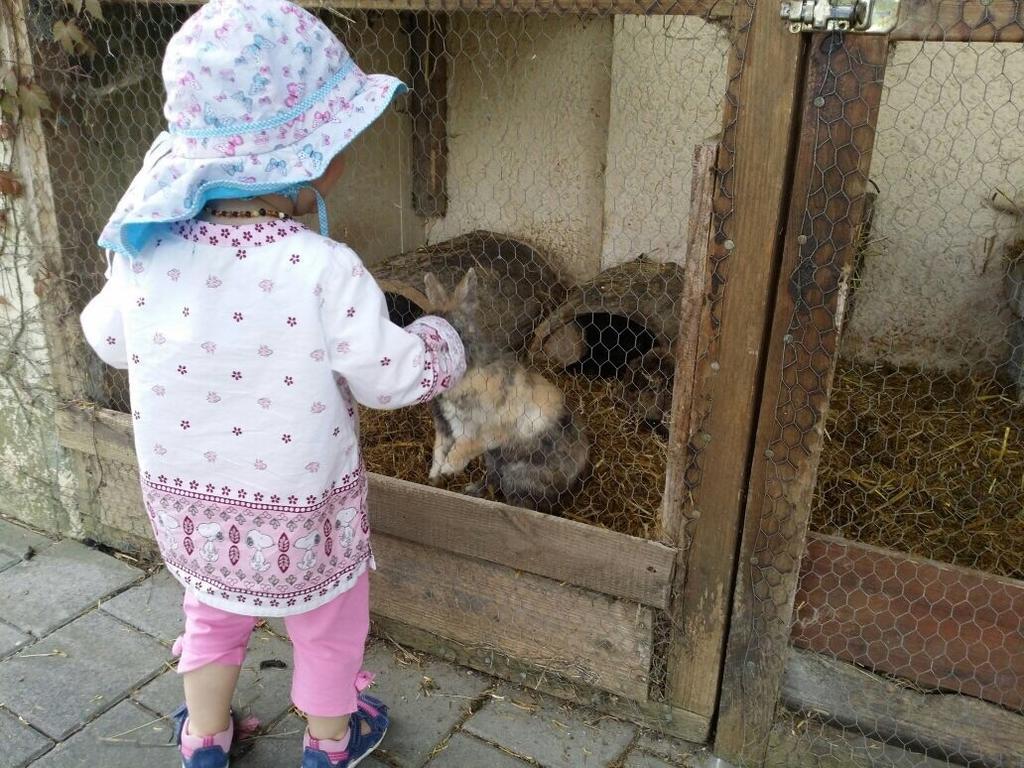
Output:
[780, 0, 899, 33]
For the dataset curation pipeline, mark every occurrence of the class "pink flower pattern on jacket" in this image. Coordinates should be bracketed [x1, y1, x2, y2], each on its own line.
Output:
[80, 220, 465, 616]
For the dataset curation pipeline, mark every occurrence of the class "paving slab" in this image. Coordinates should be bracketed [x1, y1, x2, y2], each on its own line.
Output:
[0, 610, 168, 740]
[0, 540, 142, 635]
[31, 699, 175, 768]
[100, 568, 184, 644]
[134, 628, 294, 727]
[0, 518, 52, 561]
[0, 550, 20, 572]
[0, 708, 52, 768]
[236, 714, 388, 768]
[427, 732, 532, 767]
[463, 686, 636, 768]
[361, 643, 490, 767]
[0, 620, 31, 659]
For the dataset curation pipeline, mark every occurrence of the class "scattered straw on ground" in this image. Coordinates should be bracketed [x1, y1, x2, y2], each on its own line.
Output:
[813, 361, 1024, 579]
[360, 369, 667, 540]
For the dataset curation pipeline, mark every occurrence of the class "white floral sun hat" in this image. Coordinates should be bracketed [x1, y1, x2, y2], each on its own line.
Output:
[98, 0, 407, 258]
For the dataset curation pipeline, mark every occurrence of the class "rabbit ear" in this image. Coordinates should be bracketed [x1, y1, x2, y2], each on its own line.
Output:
[423, 273, 447, 307]
[454, 268, 479, 307]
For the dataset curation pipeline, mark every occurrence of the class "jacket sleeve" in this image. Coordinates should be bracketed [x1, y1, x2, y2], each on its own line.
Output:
[323, 245, 466, 409]
[80, 252, 129, 370]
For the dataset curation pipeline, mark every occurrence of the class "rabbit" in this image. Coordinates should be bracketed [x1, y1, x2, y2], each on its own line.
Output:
[618, 346, 675, 437]
[423, 269, 590, 514]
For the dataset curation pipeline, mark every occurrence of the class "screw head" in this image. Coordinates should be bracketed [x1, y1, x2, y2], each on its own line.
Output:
[813, 96, 825, 107]
[723, 239, 736, 251]
[797, 234, 808, 245]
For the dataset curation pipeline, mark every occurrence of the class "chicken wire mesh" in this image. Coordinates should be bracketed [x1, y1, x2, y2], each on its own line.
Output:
[18, 1, 735, 538]
[741, 28, 1023, 768]
[3, 0, 736, 716]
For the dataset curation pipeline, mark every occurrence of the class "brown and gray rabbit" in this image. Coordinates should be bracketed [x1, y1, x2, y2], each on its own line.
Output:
[424, 269, 590, 513]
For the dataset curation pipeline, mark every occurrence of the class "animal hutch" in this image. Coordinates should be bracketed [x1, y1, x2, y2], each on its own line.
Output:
[2, 0, 1022, 764]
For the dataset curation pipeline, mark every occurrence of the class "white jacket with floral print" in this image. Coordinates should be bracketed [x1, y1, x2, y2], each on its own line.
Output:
[81, 219, 465, 616]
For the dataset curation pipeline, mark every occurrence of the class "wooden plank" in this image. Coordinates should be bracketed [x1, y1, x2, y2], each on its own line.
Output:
[783, 646, 1024, 768]
[663, 0, 806, 719]
[792, 533, 1024, 712]
[714, 32, 890, 766]
[374, 616, 712, 742]
[56, 406, 137, 466]
[108, 0, 736, 17]
[370, 532, 654, 700]
[765, 714, 952, 768]
[891, 0, 1024, 42]
[369, 474, 676, 608]
[404, 12, 449, 217]
[660, 141, 717, 545]
[55, 404, 678, 607]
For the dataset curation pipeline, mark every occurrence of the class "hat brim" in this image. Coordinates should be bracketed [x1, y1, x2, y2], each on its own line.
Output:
[99, 73, 407, 258]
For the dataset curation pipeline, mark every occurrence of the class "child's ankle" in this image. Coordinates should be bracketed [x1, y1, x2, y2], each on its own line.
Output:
[304, 726, 352, 757]
[180, 716, 233, 757]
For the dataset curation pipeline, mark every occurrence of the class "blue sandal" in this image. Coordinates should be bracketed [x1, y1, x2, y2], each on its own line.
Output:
[301, 694, 390, 768]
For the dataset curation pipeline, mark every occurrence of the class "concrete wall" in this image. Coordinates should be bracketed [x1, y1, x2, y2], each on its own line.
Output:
[601, 16, 729, 269]
[427, 14, 614, 281]
[843, 42, 1024, 373]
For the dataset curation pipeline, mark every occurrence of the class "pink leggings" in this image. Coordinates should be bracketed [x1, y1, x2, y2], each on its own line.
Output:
[175, 574, 370, 717]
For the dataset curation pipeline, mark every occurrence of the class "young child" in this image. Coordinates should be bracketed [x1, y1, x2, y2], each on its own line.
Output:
[80, 2, 466, 766]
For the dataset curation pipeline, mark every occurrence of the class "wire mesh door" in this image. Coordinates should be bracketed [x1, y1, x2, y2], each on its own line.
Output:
[715, 4, 1024, 767]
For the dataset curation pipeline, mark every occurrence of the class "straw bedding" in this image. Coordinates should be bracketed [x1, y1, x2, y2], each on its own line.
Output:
[362, 356, 1022, 579]
[813, 361, 1023, 579]
[360, 368, 668, 540]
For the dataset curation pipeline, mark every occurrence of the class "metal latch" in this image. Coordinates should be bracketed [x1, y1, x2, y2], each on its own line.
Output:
[780, 0, 899, 33]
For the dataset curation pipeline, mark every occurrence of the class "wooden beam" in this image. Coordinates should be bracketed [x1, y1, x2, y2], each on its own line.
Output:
[106, 0, 737, 17]
[370, 532, 654, 700]
[714, 32, 889, 765]
[783, 647, 1024, 768]
[765, 715, 952, 768]
[373, 615, 711, 742]
[660, 141, 717, 545]
[55, 404, 678, 608]
[792, 533, 1024, 712]
[404, 11, 449, 217]
[662, 0, 806, 719]
[891, 0, 1024, 42]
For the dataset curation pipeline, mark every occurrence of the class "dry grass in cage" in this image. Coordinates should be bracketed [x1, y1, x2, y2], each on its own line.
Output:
[812, 361, 1024, 579]
[360, 368, 667, 540]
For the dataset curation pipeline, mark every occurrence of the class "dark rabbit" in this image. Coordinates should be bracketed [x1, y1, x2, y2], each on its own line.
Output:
[618, 346, 675, 437]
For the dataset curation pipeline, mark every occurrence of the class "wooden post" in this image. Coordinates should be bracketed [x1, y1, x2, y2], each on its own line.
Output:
[661, 0, 806, 720]
[660, 141, 716, 545]
[713, 32, 890, 765]
[404, 11, 449, 217]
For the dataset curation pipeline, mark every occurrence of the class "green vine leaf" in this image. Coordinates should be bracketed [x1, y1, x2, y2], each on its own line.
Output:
[83, 0, 104, 21]
[17, 83, 52, 119]
[53, 19, 95, 57]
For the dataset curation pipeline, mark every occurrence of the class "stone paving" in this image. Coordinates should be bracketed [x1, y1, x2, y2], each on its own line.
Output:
[0, 517, 724, 768]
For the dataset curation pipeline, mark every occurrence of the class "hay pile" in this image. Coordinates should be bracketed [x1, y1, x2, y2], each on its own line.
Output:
[813, 361, 1024, 579]
[360, 369, 667, 539]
